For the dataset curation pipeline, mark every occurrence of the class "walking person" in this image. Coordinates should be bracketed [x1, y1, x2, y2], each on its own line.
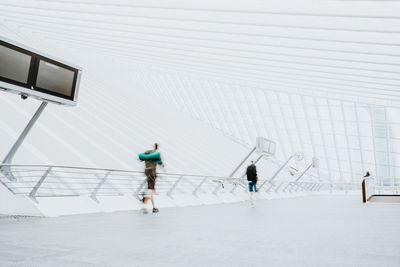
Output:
[140, 143, 163, 213]
[246, 160, 258, 206]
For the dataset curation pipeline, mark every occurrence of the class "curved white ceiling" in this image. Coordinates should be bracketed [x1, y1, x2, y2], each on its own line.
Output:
[1, 0, 399, 105]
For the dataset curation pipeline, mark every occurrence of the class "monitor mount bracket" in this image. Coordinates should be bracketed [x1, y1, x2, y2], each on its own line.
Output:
[0, 101, 47, 181]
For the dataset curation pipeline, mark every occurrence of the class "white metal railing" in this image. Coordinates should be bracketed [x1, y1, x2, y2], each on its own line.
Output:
[364, 177, 399, 200]
[0, 164, 323, 203]
[364, 177, 376, 201]
[374, 185, 400, 195]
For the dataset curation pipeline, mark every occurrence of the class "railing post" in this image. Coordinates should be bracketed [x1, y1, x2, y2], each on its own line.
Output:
[282, 182, 292, 192]
[311, 183, 317, 191]
[299, 183, 309, 192]
[134, 178, 147, 201]
[230, 179, 248, 194]
[307, 183, 314, 191]
[291, 183, 299, 192]
[230, 180, 238, 194]
[309, 184, 314, 191]
[192, 177, 207, 197]
[230, 179, 242, 194]
[290, 183, 298, 192]
[167, 176, 183, 199]
[90, 171, 111, 203]
[258, 178, 270, 191]
[258, 154, 296, 191]
[292, 183, 301, 192]
[309, 184, 317, 191]
[296, 183, 305, 192]
[295, 163, 313, 183]
[315, 184, 320, 191]
[29, 167, 52, 203]
[229, 146, 256, 177]
[213, 180, 224, 195]
[362, 179, 366, 203]
[313, 184, 318, 191]
[274, 182, 285, 193]
[265, 181, 276, 193]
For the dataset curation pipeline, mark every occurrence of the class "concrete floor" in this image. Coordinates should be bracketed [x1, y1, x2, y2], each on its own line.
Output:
[0, 195, 399, 267]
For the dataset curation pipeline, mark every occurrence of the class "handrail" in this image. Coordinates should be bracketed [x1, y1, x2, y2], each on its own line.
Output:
[362, 176, 400, 202]
[0, 164, 241, 180]
[0, 164, 324, 203]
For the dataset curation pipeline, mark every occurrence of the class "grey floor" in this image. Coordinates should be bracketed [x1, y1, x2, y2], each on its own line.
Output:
[1, 195, 399, 267]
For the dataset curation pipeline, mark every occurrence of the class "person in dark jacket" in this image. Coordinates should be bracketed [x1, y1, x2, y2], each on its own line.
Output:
[246, 161, 258, 206]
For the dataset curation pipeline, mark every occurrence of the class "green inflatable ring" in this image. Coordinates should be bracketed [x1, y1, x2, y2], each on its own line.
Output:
[138, 152, 162, 163]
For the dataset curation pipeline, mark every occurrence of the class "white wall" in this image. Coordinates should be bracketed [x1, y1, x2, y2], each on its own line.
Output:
[0, 26, 250, 177]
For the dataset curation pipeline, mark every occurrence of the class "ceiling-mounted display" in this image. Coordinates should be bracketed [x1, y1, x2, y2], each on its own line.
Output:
[0, 37, 82, 106]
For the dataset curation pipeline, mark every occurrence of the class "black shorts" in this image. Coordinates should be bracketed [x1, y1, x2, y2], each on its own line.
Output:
[146, 177, 156, 190]
[145, 169, 157, 190]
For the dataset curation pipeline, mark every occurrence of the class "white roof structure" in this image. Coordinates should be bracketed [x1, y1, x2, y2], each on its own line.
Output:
[0, 0, 400, 187]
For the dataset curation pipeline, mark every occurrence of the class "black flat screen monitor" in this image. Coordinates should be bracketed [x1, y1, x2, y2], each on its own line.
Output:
[0, 38, 81, 105]
[0, 40, 34, 87]
[33, 57, 78, 100]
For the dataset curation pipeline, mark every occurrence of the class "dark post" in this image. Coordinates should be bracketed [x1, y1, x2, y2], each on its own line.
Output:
[362, 179, 366, 203]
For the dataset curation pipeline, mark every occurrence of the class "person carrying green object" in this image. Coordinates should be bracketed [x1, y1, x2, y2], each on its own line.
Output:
[140, 143, 163, 213]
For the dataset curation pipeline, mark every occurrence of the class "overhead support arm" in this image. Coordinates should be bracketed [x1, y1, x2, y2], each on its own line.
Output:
[230, 137, 276, 178]
[0, 102, 48, 181]
[258, 153, 296, 191]
[294, 157, 319, 184]
[229, 146, 256, 177]
[295, 163, 313, 183]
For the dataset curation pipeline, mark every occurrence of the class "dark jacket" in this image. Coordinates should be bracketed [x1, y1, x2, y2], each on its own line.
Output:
[246, 164, 257, 182]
